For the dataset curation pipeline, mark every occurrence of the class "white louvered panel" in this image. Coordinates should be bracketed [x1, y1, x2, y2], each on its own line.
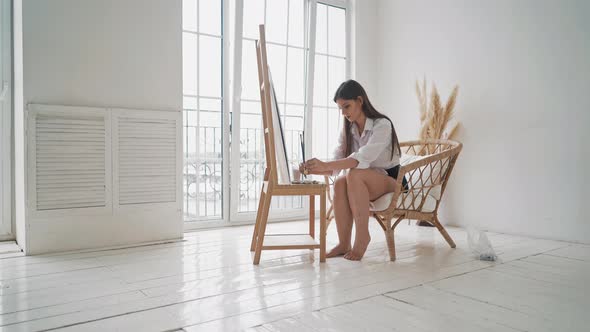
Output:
[34, 114, 106, 211]
[117, 117, 177, 205]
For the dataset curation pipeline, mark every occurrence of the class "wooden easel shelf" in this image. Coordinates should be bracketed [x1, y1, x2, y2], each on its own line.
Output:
[272, 183, 325, 195]
[261, 234, 320, 250]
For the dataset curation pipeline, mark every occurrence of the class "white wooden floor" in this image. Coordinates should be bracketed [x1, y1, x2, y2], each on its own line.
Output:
[0, 242, 22, 259]
[0, 220, 588, 332]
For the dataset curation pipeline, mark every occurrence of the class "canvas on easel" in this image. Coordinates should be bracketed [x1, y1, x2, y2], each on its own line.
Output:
[267, 70, 290, 184]
[249, 24, 327, 265]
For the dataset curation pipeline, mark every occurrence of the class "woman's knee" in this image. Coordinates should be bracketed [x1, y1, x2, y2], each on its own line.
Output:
[346, 168, 366, 184]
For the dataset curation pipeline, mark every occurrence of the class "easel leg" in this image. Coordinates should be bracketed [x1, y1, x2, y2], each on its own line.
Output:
[250, 191, 265, 252]
[309, 195, 315, 239]
[251, 169, 269, 251]
[320, 192, 326, 262]
[253, 193, 272, 265]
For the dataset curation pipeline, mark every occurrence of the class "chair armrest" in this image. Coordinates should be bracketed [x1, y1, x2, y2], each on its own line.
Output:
[378, 150, 458, 215]
[399, 153, 439, 175]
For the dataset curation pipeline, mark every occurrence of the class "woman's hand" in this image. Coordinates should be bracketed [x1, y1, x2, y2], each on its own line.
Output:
[298, 162, 307, 177]
[304, 158, 328, 174]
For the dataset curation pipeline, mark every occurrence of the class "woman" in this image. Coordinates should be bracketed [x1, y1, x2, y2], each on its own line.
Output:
[301, 80, 404, 261]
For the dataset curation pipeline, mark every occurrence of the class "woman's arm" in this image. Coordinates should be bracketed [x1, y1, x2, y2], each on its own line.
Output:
[325, 158, 359, 172]
[299, 162, 332, 176]
[348, 119, 392, 169]
[300, 122, 362, 175]
[303, 157, 359, 175]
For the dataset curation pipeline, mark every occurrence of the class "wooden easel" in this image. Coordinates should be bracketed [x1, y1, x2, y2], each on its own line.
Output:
[250, 25, 327, 265]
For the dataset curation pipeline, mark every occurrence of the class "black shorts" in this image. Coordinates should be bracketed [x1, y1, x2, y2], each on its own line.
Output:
[386, 165, 409, 191]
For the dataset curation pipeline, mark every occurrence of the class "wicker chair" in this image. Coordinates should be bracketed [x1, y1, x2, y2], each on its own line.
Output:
[325, 139, 463, 261]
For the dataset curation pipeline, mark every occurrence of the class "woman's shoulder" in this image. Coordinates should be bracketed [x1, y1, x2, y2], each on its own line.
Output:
[372, 117, 392, 129]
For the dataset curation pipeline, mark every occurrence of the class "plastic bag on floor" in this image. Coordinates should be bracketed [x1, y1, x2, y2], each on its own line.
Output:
[467, 227, 497, 262]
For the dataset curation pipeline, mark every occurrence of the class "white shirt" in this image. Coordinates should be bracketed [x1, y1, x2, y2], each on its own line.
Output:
[332, 117, 400, 176]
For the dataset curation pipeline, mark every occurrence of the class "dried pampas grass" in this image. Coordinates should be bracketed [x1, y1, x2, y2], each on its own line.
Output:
[415, 79, 462, 227]
[416, 77, 461, 142]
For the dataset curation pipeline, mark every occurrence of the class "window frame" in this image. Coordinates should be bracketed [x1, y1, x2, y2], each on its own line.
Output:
[0, 0, 13, 239]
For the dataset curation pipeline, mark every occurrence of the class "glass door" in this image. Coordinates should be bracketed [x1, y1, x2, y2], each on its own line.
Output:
[182, 0, 226, 226]
[312, 2, 348, 162]
[230, 0, 308, 222]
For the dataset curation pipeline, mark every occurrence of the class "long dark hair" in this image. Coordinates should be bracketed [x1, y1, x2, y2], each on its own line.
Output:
[333, 79, 401, 160]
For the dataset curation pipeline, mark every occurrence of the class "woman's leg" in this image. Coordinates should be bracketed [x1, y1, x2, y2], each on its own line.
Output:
[345, 168, 397, 261]
[326, 175, 353, 258]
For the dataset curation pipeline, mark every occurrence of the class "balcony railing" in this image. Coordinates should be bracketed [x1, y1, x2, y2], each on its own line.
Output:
[183, 124, 303, 221]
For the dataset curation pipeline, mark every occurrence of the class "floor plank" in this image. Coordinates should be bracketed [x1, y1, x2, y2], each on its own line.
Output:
[0, 220, 587, 332]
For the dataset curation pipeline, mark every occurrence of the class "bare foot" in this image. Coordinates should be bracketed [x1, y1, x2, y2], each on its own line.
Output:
[344, 233, 371, 261]
[326, 243, 351, 258]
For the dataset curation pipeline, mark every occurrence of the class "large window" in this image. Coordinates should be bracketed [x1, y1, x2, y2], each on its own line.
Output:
[182, 0, 349, 226]
[182, 0, 224, 221]
[0, 0, 12, 238]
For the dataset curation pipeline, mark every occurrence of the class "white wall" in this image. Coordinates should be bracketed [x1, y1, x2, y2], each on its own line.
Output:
[351, 0, 379, 101]
[18, 0, 183, 254]
[374, 0, 590, 243]
[23, 0, 181, 110]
